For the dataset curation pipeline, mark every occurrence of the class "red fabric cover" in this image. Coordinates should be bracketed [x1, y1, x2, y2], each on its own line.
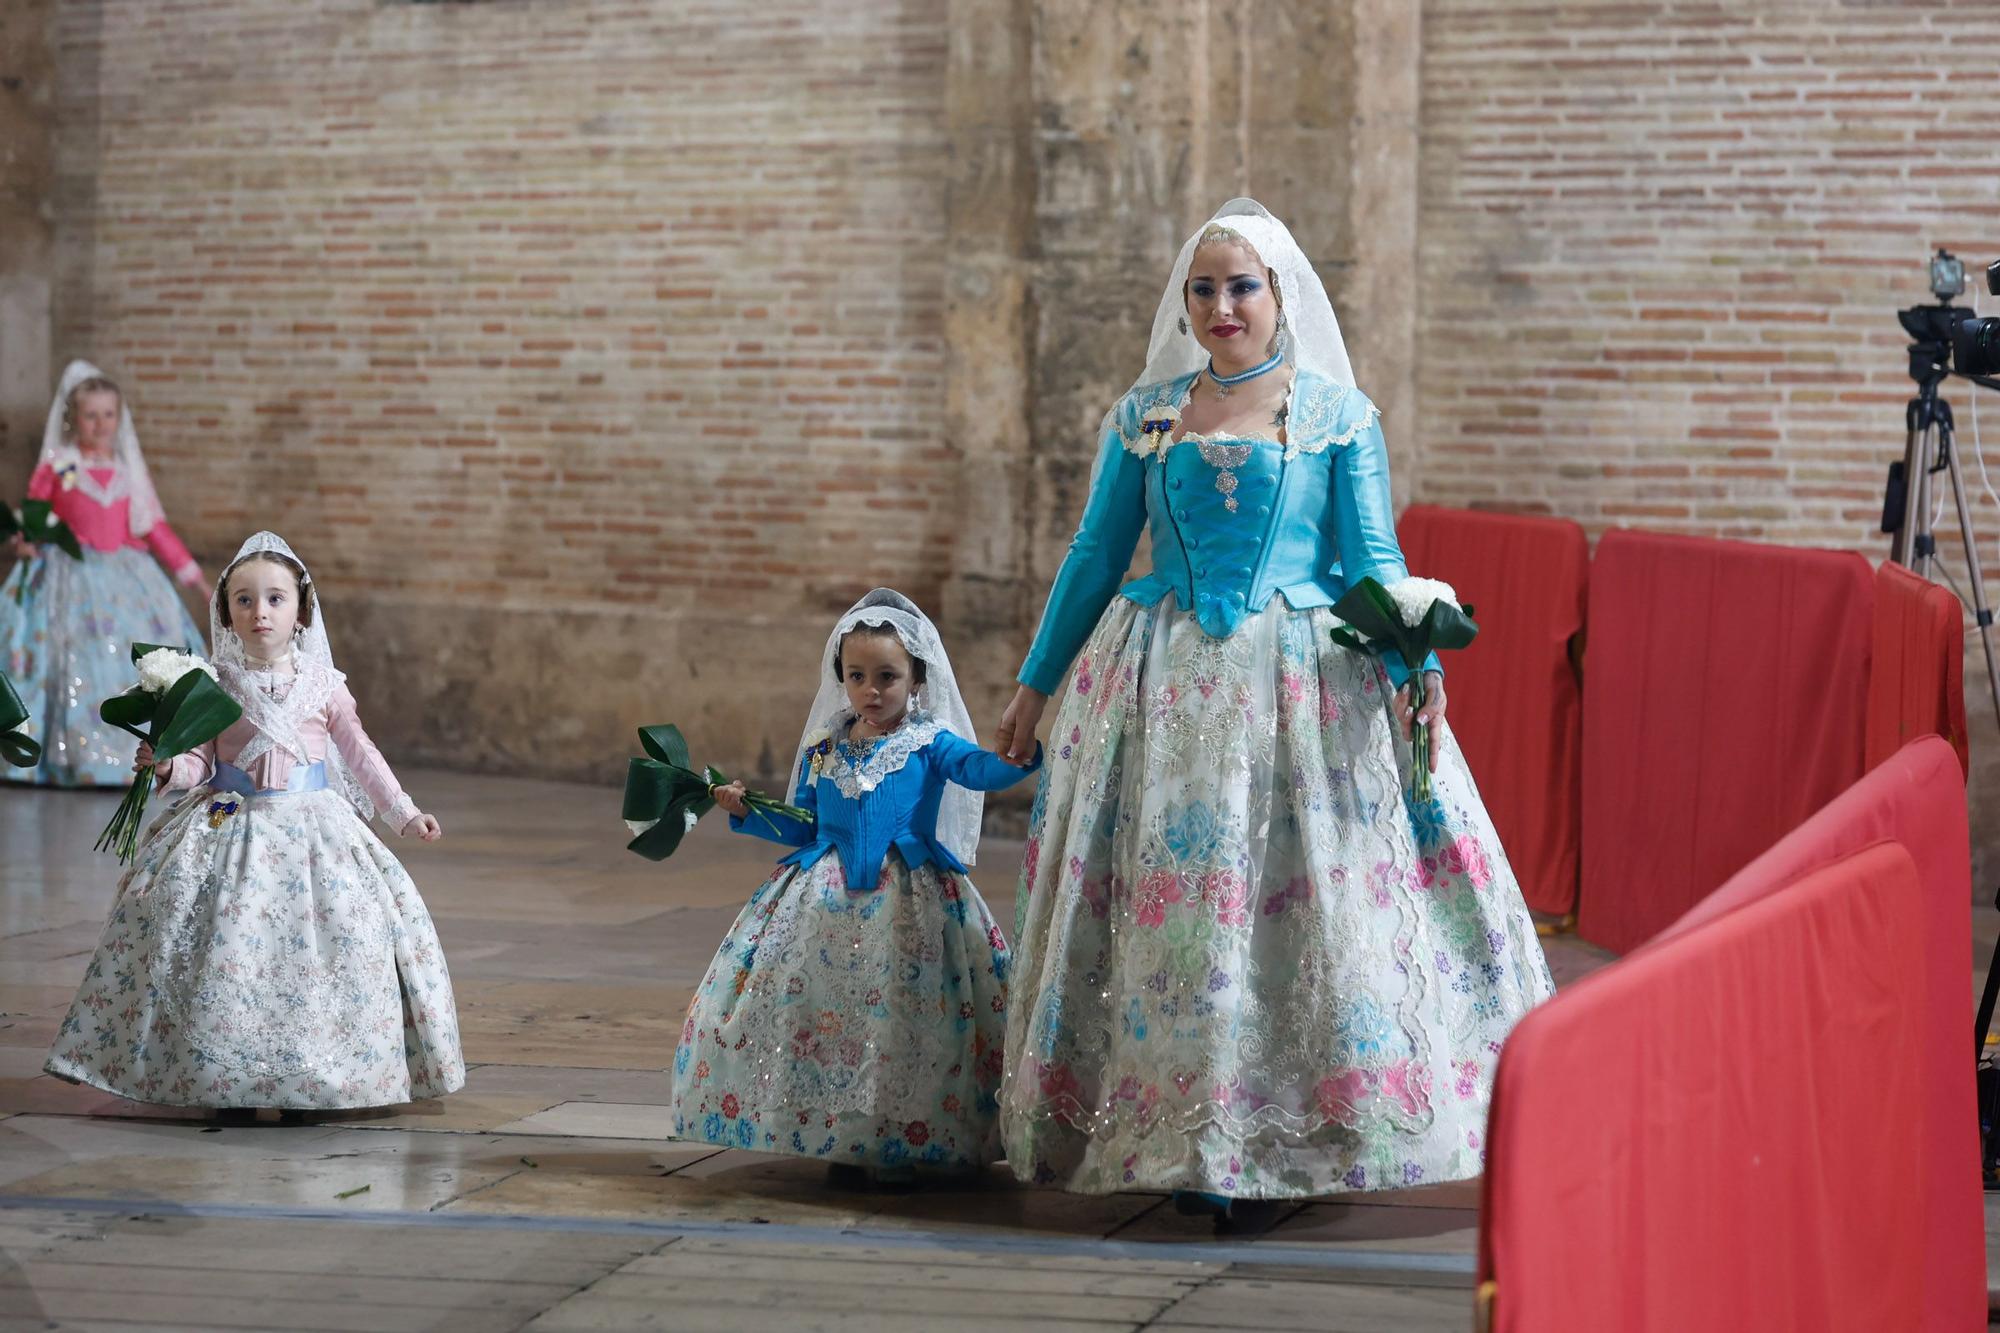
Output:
[1576, 530, 1872, 953]
[1657, 735, 1984, 1331]
[1866, 560, 1968, 775]
[1479, 842, 1929, 1333]
[1397, 506, 1587, 916]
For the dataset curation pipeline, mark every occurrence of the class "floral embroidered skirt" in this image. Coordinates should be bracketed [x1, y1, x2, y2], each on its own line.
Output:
[1, 547, 206, 787]
[1000, 598, 1555, 1198]
[46, 785, 465, 1109]
[672, 853, 1010, 1172]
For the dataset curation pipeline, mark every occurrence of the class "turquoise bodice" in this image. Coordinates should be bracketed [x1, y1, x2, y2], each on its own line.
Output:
[731, 719, 1041, 890]
[1019, 369, 1441, 696]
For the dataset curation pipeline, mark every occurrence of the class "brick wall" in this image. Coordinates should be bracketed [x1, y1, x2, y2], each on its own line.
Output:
[24, 0, 1997, 875]
[1418, 0, 2000, 878]
[40, 0, 956, 783]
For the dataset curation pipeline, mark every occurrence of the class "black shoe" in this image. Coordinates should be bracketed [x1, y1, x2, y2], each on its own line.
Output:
[1173, 1189, 1230, 1217]
[826, 1162, 871, 1190]
[1215, 1198, 1285, 1236]
[213, 1107, 259, 1126]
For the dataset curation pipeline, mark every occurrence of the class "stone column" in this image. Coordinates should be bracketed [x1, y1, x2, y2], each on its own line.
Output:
[938, 0, 1420, 828]
[0, 0, 55, 479]
[937, 0, 1038, 749]
[1023, 0, 1422, 579]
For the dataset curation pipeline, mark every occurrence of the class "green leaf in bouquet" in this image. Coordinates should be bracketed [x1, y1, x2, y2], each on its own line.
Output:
[129, 642, 176, 665]
[99, 687, 156, 737]
[1330, 577, 1405, 644]
[638, 724, 694, 770]
[21, 500, 83, 562]
[626, 785, 718, 862]
[0, 672, 26, 734]
[621, 754, 702, 823]
[1419, 599, 1480, 655]
[0, 674, 38, 768]
[1329, 626, 1372, 655]
[0, 505, 16, 543]
[149, 670, 243, 761]
[622, 724, 810, 861]
[0, 730, 38, 767]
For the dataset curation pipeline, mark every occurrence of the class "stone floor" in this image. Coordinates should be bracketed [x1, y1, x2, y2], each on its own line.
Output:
[0, 770, 1970, 1330]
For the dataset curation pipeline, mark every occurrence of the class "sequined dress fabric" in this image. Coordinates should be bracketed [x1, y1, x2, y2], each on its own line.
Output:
[1001, 426, 1555, 1199]
[1, 544, 205, 787]
[672, 727, 1021, 1171]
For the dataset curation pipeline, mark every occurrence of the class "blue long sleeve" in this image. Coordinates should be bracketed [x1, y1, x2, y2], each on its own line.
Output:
[1333, 419, 1441, 691]
[928, 730, 1043, 791]
[729, 754, 818, 847]
[1018, 405, 1150, 697]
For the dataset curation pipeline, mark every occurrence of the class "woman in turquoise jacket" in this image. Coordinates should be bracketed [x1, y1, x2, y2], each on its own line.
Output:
[993, 199, 1553, 1229]
[672, 589, 1039, 1183]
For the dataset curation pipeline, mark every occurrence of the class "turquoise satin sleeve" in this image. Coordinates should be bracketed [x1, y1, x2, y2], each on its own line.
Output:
[929, 731, 1043, 790]
[1018, 413, 1148, 696]
[1334, 419, 1441, 691]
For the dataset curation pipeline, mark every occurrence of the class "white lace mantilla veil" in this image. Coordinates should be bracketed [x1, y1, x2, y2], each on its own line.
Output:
[210, 531, 378, 822]
[792, 588, 986, 866]
[39, 359, 168, 538]
[1118, 197, 1357, 421]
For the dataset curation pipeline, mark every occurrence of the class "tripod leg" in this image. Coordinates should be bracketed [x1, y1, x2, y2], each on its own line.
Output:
[1895, 415, 1927, 567]
[1979, 900, 2000, 1059]
[1943, 437, 2000, 731]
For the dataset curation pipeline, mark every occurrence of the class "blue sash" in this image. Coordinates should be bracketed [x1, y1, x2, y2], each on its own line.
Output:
[211, 759, 327, 799]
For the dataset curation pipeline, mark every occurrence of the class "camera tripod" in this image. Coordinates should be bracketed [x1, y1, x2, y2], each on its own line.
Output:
[1886, 368, 2000, 730]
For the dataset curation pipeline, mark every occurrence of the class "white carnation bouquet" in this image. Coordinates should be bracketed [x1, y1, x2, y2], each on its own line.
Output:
[1330, 575, 1480, 803]
[95, 643, 242, 864]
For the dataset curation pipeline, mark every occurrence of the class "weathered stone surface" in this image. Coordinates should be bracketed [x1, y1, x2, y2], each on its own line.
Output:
[0, 0, 54, 481]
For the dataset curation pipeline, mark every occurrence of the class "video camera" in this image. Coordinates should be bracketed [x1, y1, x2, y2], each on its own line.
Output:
[1899, 250, 2000, 382]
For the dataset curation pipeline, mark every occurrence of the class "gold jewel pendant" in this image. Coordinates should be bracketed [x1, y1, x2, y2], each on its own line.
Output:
[206, 797, 241, 829]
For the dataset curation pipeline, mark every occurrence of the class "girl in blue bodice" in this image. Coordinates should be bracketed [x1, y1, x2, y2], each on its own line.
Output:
[671, 589, 1039, 1183]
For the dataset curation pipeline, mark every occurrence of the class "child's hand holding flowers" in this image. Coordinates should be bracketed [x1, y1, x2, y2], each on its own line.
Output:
[710, 781, 750, 818]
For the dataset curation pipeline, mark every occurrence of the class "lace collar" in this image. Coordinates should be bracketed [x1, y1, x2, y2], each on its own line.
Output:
[1122, 371, 1372, 461]
[217, 655, 344, 769]
[819, 712, 943, 800]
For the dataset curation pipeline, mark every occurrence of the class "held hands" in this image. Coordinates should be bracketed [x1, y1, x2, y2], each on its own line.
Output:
[401, 812, 443, 842]
[1393, 671, 1448, 773]
[994, 686, 1048, 767]
[710, 780, 750, 818]
[133, 742, 155, 771]
[8, 534, 33, 561]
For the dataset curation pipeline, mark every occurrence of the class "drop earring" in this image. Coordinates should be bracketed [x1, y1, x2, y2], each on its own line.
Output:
[1177, 316, 1189, 336]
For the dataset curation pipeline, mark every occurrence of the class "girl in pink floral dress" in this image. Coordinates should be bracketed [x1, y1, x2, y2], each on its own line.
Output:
[46, 532, 464, 1112]
[1, 361, 207, 786]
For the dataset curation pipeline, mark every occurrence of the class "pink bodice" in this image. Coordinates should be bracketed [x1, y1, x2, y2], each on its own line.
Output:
[27, 462, 198, 582]
[159, 681, 421, 833]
